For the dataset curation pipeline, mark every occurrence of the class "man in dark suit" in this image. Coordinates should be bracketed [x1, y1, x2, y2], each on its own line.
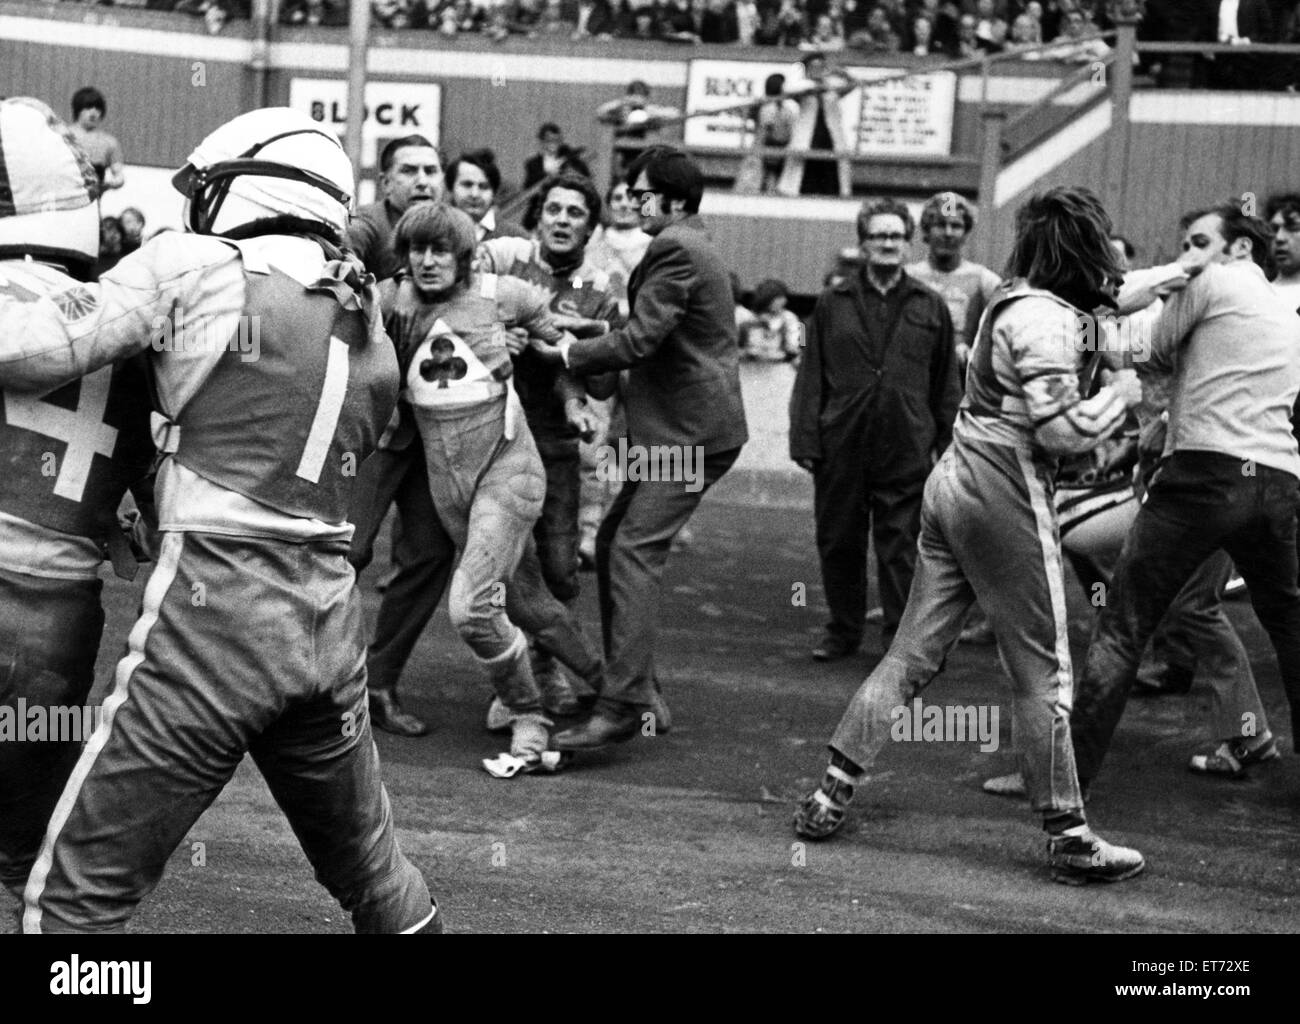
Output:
[528, 147, 748, 749]
[790, 198, 960, 661]
[346, 134, 456, 737]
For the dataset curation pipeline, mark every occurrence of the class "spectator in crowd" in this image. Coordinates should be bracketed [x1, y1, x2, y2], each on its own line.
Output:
[587, 180, 652, 316]
[446, 149, 530, 242]
[345, 133, 452, 736]
[752, 72, 801, 193]
[118, 207, 146, 255]
[95, 215, 124, 279]
[68, 87, 124, 193]
[1211, 0, 1280, 89]
[1139, 0, 1216, 86]
[906, 191, 1002, 370]
[700, 0, 740, 41]
[280, 0, 348, 24]
[1268, 193, 1300, 311]
[371, 0, 413, 27]
[734, 0, 760, 42]
[952, 11, 998, 54]
[909, 12, 937, 54]
[790, 198, 960, 659]
[1005, 11, 1041, 48]
[739, 278, 802, 361]
[803, 10, 847, 48]
[663, 0, 703, 40]
[931, 0, 962, 50]
[1071, 201, 1300, 791]
[598, 80, 681, 142]
[756, 0, 807, 45]
[1038, 4, 1110, 61]
[852, 5, 900, 50]
[572, 0, 617, 37]
[439, 0, 485, 33]
[523, 123, 592, 189]
[974, 0, 1009, 47]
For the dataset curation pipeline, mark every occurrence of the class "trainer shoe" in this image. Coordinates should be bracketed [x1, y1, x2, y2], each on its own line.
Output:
[1189, 735, 1279, 778]
[1047, 827, 1145, 885]
[812, 635, 860, 662]
[793, 764, 858, 841]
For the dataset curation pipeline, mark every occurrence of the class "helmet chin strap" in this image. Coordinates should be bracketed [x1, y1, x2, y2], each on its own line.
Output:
[187, 159, 352, 235]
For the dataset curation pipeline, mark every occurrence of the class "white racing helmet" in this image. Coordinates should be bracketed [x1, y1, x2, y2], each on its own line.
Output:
[172, 107, 354, 240]
[0, 97, 99, 273]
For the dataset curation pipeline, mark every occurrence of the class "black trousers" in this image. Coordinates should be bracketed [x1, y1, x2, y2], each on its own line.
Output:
[814, 456, 926, 645]
[1072, 451, 1300, 785]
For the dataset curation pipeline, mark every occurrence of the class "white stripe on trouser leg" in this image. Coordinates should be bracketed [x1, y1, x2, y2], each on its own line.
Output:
[401, 902, 438, 934]
[22, 530, 186, 934]
[1016, 449, 1073, 706]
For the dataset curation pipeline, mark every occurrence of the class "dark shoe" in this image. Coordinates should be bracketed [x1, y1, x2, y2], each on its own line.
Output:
[1047, 828, 1145, 885]
[812, 635, 860, 662]
[369, 689, 429, 737]
[1188, 735, 1280, 777]
[553, 708, 641, 750]
[793, 763, 858, 840]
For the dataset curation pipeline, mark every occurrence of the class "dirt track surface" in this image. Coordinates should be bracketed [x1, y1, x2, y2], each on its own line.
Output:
[12, 499, 1299, 933]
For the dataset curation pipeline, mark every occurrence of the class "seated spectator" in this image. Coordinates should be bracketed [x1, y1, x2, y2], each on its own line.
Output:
[660, 0, 701, 40]
[506, 0, 546, 34]
[734, 0, 759, 42]
[1034, 5, 1110, 61]
[68, 87, 124, 193]
[932, 0, 961, 50]
[572, 0, 616, 37]
[1004, 11, 1041, 49]
[952, 12, 999, 54]
[524, 123, 591, 188]
[700, 0, 740, 41]
[908, 12, 937, 54]
[740, 278, 802, 362]
[974, 0, 1009, 47]
[281, 0, 348, 25]
[755, 0, 806, 45]
[372, 0, 413, 28]
[437, 0, 485, 34]
[118, 207, 145, 255]
[841, 0, 873, 45]
[802, 11, 847, 49]
[614, 0, 662, 38]
[858, 5, 901, 50]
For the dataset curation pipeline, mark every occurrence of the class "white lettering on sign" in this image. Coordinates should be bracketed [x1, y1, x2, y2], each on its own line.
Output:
[4, 367, 118, 502]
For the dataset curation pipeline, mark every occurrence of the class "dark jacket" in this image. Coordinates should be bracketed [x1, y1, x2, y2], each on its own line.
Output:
[346, 199, 403, 281]
[567, 214, 748, 456]
[789, 269, 960, 479]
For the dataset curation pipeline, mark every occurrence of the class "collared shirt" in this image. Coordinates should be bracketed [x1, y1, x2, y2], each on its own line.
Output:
[1146, 259, 1300, 477]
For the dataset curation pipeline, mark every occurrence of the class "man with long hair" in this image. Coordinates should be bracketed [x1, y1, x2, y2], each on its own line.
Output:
[792, 186, 1147, 885]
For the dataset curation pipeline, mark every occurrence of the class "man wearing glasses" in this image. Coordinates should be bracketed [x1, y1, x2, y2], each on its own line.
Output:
[526, 146, 748, 750]
[790, 198, 960, 661]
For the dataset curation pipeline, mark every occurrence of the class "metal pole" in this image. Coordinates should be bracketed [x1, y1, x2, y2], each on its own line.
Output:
[345, 0, 370, 187]
[249, 0, 273, 109]
[975, 109, 1006, 270]
[1107, 13, 1139, 215]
